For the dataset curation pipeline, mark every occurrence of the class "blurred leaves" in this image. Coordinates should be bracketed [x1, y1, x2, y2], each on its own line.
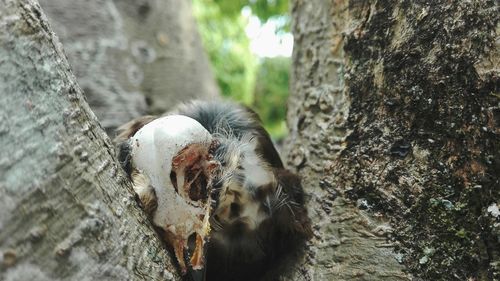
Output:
[213, 0, 288, 23]
[253, 57, 290, 139]
[193, 0, 257, 105]
[193, 0, 291, 139]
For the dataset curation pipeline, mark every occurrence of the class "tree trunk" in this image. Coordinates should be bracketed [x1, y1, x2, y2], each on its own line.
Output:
[287, 0, 499, 280]
[0, 0, 181, 280]
[38, 0, 219, 134]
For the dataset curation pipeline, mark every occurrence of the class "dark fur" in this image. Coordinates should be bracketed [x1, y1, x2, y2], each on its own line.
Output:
[206, 169, 311, 281]
[114, 101, 311, 281]
[174, 101, 284, 169]
[115, 115, 156, 179]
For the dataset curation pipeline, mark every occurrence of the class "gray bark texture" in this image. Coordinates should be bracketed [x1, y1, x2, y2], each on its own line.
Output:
[0, 0, 182, 280]
[37, 0, 219, 134]
[287, 0, 499, 280]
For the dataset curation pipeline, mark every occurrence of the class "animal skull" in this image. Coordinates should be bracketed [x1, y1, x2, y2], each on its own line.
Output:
[130, 115, 218, 273]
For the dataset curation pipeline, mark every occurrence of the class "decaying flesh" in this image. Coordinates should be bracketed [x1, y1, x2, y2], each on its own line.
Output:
[117, 101, 313, 281]
[129, 115, 218, 273]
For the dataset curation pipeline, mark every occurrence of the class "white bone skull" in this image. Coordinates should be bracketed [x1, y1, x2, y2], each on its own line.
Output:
[130, 115, 217, 272]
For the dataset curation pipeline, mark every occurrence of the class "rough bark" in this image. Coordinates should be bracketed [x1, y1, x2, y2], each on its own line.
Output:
[288, 0, 498, 280]
[0, 1, 181, 280]
[38, 0, 219, 134]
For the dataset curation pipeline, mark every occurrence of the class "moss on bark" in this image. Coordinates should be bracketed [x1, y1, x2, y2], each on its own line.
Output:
[288, 0, 499, 280]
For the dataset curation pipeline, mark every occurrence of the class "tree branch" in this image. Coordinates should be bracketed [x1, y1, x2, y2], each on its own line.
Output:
[0, 0, 180, 280]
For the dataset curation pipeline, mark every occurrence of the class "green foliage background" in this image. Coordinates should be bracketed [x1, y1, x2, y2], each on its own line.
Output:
[193, 0, 291, 139]
[253, 56, 290, 139]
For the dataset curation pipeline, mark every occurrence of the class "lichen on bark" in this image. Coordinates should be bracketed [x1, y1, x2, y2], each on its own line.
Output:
[288, 0, 499, 280]
[0, 0, 180, 280]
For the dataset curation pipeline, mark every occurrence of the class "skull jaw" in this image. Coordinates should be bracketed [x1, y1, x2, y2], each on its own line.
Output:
[163, 231, 206, 273]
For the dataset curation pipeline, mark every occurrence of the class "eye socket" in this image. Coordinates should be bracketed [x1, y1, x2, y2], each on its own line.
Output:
[187, 169, 207, 202]
[185, 168, 196, 183]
